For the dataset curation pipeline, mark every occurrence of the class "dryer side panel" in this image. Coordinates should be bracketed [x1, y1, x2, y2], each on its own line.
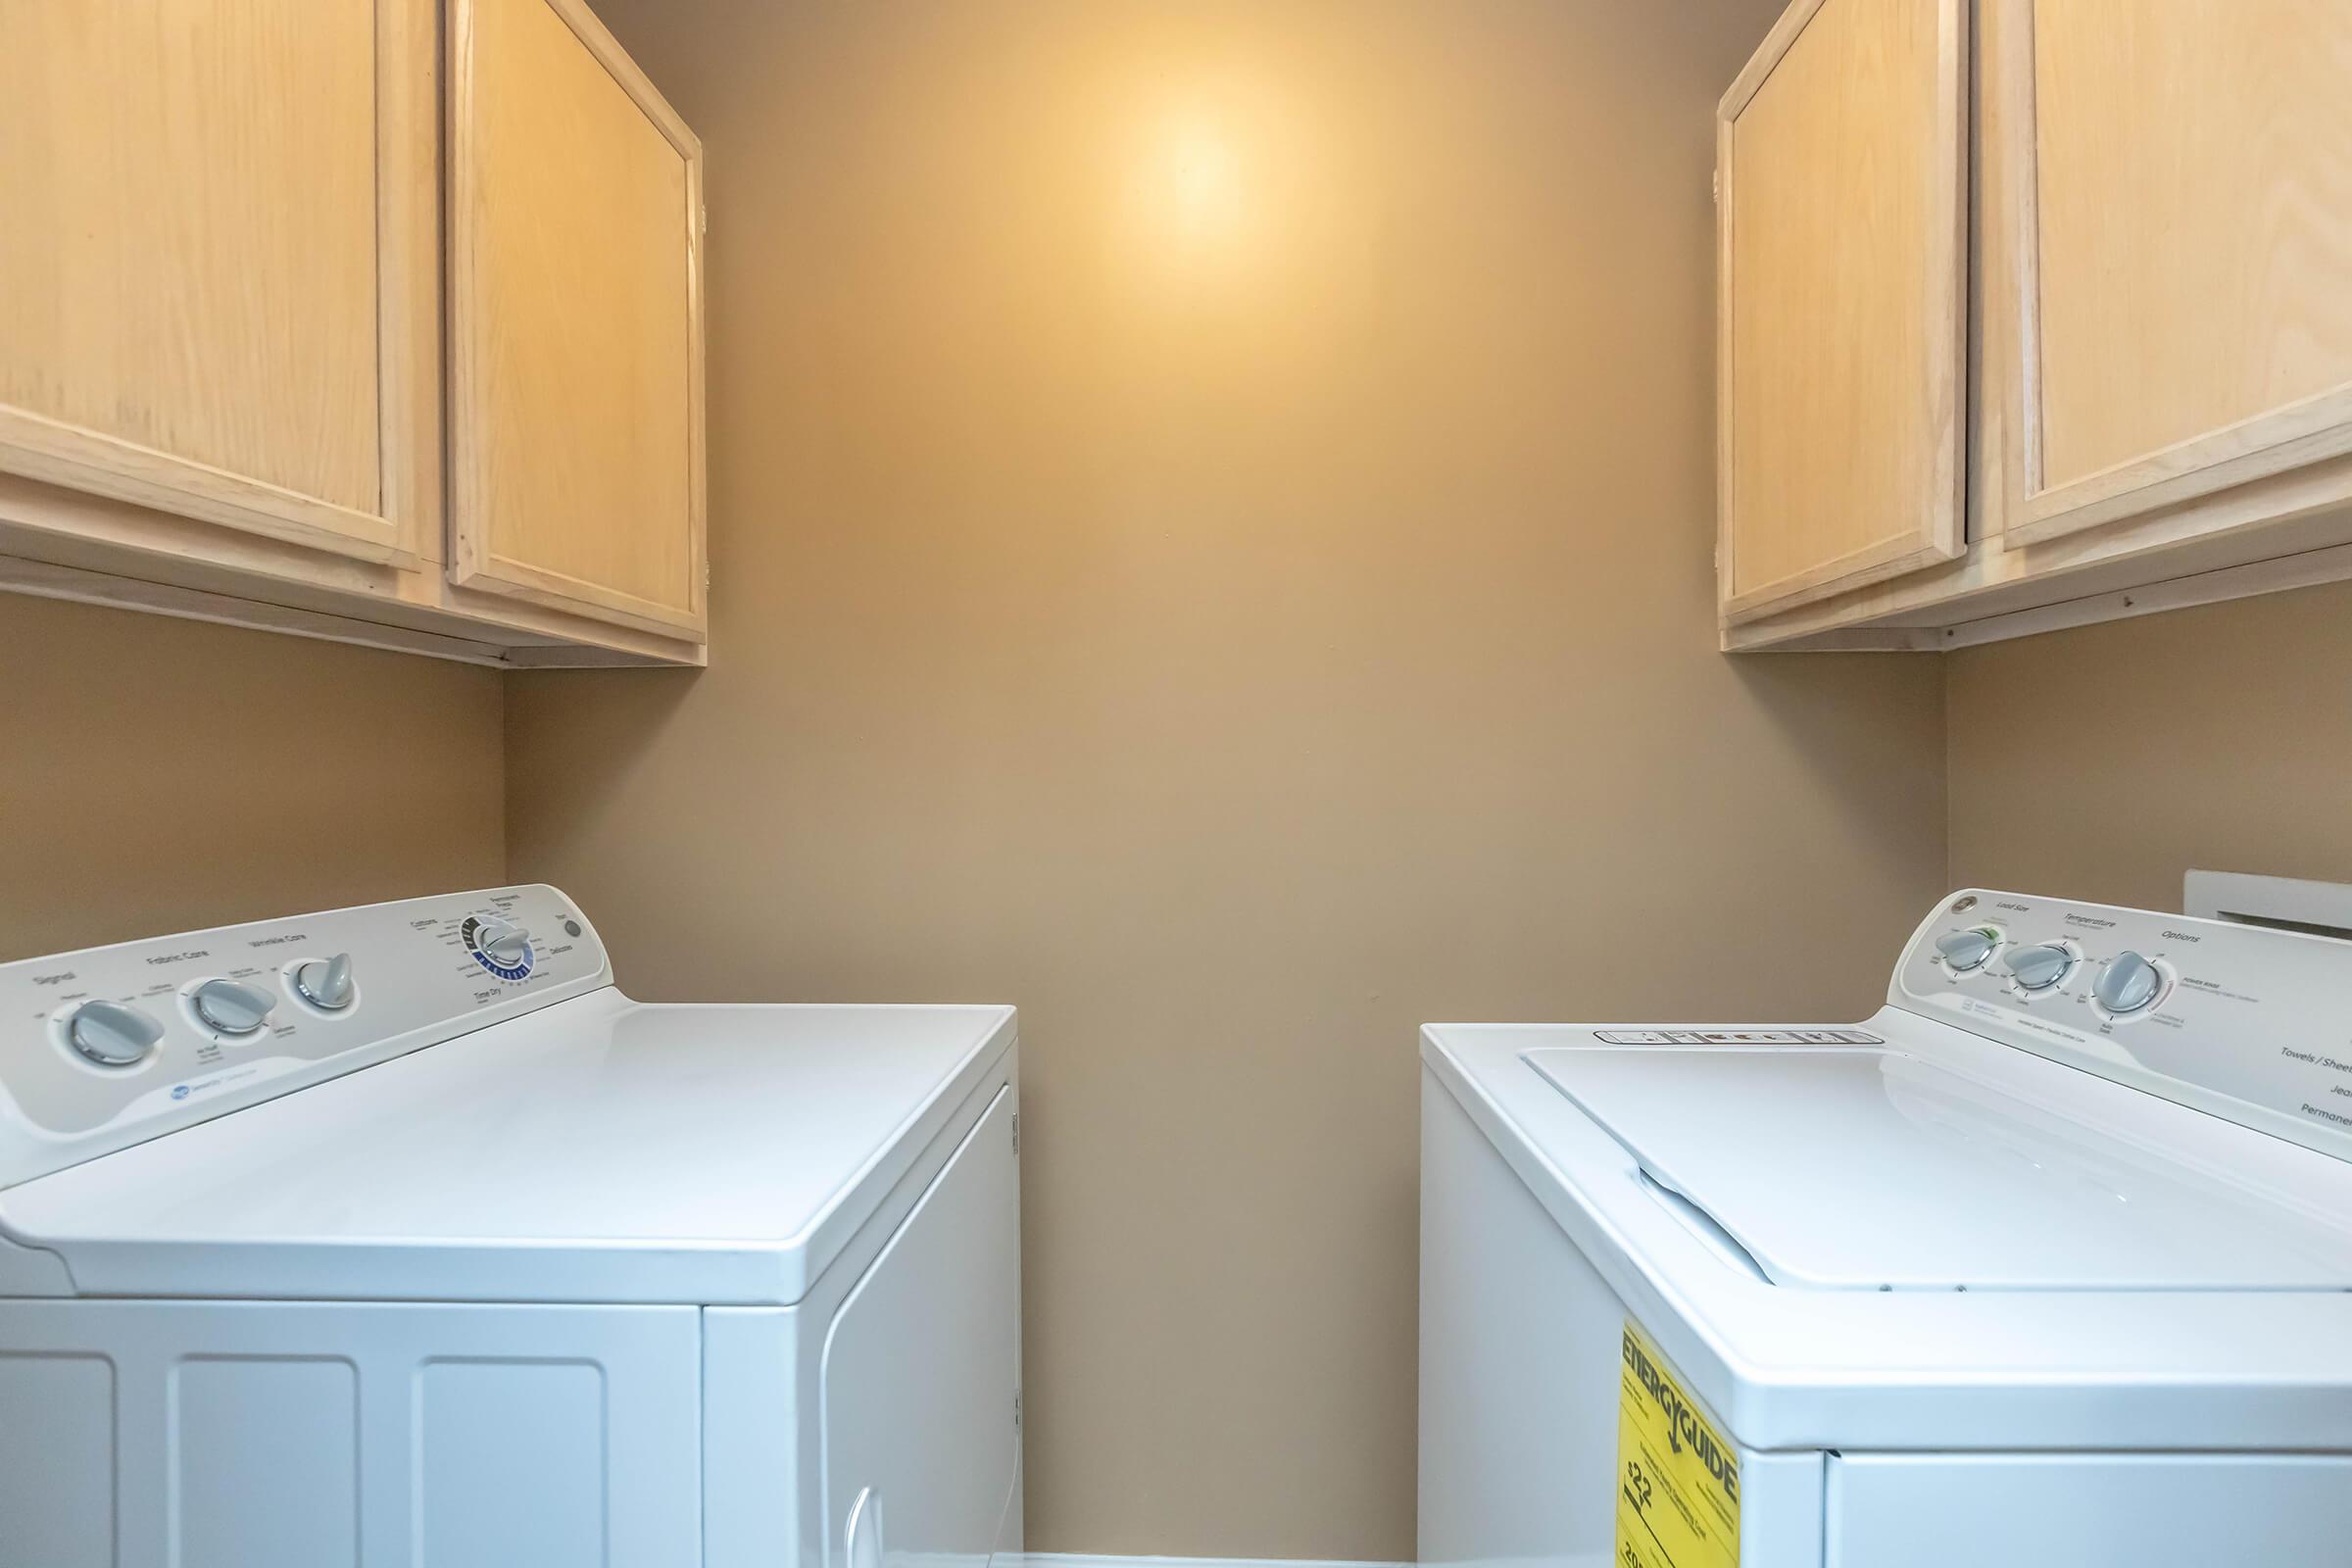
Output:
[820, 1085, 1021, 1568]
[0, 1298, 701, 1568]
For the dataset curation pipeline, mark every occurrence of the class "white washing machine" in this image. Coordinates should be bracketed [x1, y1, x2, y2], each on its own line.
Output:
[1420, 889, 2352, 1568]
[0, 885, 1022, 1568]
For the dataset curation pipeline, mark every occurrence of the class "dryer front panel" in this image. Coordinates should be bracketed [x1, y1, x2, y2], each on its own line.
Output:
[0, 1298, 701, 1567]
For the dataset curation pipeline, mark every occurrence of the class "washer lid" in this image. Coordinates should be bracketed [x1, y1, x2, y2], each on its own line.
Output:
[1527, 1046, 2352, 1291]
[0, 992, 1016, 1305]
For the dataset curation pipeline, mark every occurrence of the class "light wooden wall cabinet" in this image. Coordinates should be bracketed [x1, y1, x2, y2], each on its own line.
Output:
[1723, 0, 2352, 652]
[1716, 0, 1967, 623]
[0, 0, 705, 667]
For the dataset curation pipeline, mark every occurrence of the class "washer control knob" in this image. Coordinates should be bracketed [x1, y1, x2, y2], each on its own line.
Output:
[191, 978, 275, 1036]
[293, 953, 357, 1012]
[1935, 926, 2000, 972]
[2094, 951, 2163, 1015]
[2005, 943, 2074, 993]
[66, 1001, 165, 1068]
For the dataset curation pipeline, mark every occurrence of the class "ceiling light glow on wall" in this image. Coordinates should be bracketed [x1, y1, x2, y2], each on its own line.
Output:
[1157, 113, 1245, 244]
[1120, 91, 1262, 279]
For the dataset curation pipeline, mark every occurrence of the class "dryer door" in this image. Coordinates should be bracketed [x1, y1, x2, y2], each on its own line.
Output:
[822, 1086, 1022, 1568]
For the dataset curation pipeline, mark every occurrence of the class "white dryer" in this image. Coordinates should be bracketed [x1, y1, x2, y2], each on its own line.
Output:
[1421, 889, 2352, 1568]
[0, 886, 1022, 1568]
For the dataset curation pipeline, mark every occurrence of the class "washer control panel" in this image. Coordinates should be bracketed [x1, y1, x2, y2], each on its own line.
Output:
[1897, 890, 2352, 1161]
[0, 886, 611, 1188]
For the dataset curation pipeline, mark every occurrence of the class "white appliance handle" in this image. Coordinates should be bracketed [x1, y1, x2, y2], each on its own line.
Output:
[1638, 1167, 1769, 1282]
[846, 1485, 887, 1568]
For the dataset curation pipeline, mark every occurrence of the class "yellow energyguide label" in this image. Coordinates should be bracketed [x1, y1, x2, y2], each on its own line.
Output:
[1615, 1319, 1740, 1568]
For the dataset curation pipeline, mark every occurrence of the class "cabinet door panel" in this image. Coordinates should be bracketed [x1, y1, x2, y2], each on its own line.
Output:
[449, 0, 707, 639]
[0, 0, 424, 563]
[1717, 0, 1968, 623]
[2014, 0, 2352, 541]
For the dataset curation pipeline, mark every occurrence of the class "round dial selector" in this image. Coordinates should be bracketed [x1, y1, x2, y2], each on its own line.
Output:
[292, 953, 357, 1011]
[191, 978, 275, 1036]
[464, 915, 534, 980]
[2093, 950, 2164, 1015]
[1935, 926, 2001, 972]
[65, 1000, 165, 1068]
[2004, 942, 2076, 993]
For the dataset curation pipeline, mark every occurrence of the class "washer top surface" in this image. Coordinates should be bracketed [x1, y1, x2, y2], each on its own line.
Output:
[1420, 892, 2352, 1452]
[0, 991, 1017, 1306]
[1527, 1043, 2352, 1291]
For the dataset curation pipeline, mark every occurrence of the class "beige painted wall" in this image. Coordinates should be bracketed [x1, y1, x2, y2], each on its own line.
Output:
[1948, 579, 2352, 910]
[506, 0, 1949, 1555]
[0, 596, 505, 960]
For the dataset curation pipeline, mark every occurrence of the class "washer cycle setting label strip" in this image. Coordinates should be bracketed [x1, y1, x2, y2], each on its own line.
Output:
[1615, 1319, 1739, 1568]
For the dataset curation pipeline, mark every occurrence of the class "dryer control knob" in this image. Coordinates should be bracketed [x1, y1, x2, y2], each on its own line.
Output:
[2005, 943, 2074, 993]
[65, 1000, 164, 1067]
[2093, 951, 2163, 1015]
[191, 978, 274, 1036]
[475, 919, 530, 967]
[1935, 926, 2000, 972]
[293, 953, 357, 1011]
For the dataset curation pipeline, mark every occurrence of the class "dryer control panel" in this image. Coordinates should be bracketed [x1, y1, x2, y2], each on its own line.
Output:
[0, 886, 612, 1187]
[1895, 890, 2352, 1163]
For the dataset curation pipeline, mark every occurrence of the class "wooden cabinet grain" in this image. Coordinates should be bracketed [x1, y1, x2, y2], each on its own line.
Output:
[1716, 0, 1968, 623]
[1725, 0, 2352, 652]
[2002, 0, 2352, 546]
[447, 0, 707, 641]
[0, 0, 705, 668]
[0, 0, 437, 567]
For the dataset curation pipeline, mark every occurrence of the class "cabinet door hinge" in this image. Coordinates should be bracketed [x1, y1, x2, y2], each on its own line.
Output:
[1010, 1112, 1019, 1152]
[1013, 1391, 1022, 1429]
